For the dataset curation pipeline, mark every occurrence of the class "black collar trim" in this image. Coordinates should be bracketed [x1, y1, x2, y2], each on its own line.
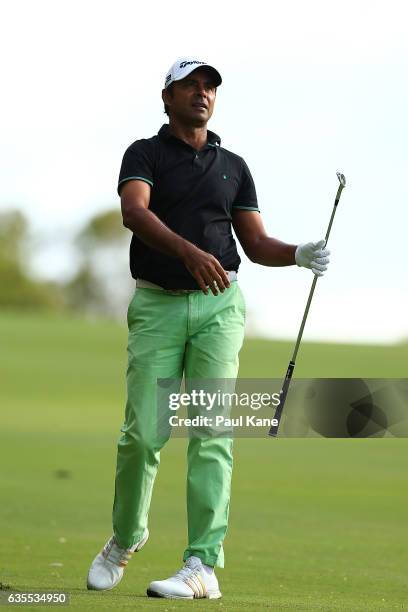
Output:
[158, 124, 221, 147]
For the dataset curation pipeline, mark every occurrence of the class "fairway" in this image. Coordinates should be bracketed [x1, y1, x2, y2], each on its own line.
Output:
[1, 311, 407, 610]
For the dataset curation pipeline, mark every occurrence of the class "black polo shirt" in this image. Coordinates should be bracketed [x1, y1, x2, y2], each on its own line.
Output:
[118, 124, 259, 289]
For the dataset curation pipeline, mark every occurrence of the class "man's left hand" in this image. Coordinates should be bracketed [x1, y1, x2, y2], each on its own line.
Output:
[295, 239, 331, 276]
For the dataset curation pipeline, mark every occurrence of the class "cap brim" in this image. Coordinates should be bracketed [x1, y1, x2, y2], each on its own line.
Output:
[201, 65, 222, 87]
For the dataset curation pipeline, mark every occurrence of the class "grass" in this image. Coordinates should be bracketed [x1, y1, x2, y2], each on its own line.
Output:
[0, 310, 407, 610]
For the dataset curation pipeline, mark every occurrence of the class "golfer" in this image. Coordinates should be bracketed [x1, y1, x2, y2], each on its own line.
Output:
[87, 57, 330, 599]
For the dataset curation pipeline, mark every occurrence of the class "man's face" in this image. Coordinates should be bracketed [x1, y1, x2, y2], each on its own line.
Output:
[162, 68, 217, 126]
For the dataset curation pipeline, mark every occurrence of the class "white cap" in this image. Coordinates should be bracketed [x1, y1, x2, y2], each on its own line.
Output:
[164, 57, 222, 89]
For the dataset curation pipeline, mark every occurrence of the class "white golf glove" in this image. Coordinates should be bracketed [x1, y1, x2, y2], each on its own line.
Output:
[295, 239, 330, 276]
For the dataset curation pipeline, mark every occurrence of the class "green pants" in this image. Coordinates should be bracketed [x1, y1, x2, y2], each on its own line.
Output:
[112, 281, 246, 568]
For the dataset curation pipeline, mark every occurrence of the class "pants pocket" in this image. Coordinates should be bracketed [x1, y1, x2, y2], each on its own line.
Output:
[236, 284, 246, 321]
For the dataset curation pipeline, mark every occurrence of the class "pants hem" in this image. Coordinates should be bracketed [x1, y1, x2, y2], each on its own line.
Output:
[183, 550, 224, 569]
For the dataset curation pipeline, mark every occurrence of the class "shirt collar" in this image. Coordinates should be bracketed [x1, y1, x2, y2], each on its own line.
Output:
[158, 124, 221, 148]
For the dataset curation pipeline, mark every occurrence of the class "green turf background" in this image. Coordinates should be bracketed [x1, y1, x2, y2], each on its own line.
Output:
[1, 311, 407, 610]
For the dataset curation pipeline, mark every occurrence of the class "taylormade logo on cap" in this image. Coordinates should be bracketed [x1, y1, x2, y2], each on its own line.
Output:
[164, 57, 222, 89]
[179, 60, 206, 69]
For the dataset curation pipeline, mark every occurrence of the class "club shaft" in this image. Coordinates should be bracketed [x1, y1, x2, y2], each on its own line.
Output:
[291, 193, 340, 362]
[269, 180, 345, 437]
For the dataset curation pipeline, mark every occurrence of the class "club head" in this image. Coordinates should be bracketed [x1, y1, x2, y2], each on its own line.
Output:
[336, 172, 346, 187]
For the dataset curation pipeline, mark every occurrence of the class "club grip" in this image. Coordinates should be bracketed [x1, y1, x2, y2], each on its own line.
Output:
[268, 360, 295, 437]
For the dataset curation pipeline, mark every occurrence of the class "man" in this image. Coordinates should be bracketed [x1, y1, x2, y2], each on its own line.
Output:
[87, 57, 330, 599]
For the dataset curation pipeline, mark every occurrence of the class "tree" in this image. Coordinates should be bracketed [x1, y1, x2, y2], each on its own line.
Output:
[0, 209, 64, 310]
[65, 209, 133, 318]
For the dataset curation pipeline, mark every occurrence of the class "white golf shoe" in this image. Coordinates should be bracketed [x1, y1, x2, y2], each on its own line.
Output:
[147, 555, 222, 599]
[87, 528, 149, 591]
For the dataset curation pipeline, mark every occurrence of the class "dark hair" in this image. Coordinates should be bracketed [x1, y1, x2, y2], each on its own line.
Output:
[163, 83, 174, 116]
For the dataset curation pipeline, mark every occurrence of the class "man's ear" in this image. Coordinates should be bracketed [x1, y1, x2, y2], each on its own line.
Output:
[162, 87, 172, 106]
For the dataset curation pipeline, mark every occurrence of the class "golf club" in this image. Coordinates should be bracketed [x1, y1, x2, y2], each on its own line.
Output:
[268, 172, 346, 437]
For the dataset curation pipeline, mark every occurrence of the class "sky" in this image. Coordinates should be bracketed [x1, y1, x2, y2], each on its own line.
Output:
[1, 0, 407, 343]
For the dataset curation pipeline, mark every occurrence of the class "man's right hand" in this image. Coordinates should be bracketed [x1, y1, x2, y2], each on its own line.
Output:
[179, 242, 231, 295]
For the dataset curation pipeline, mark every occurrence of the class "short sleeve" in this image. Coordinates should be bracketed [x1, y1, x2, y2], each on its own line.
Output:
[232, 159, 259, 212]
[117, 140, 155, 195]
